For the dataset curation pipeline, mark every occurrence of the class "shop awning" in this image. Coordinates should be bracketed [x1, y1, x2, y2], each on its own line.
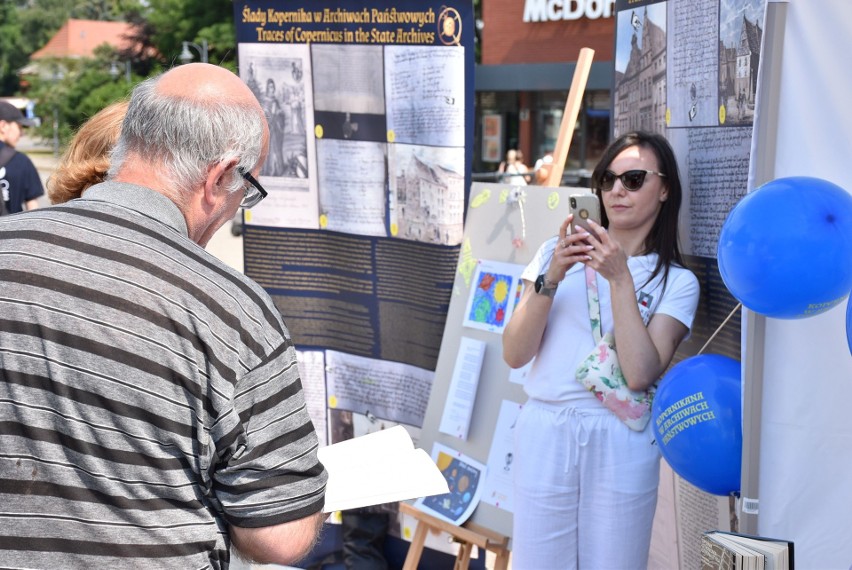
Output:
[474, 61, 613, 92]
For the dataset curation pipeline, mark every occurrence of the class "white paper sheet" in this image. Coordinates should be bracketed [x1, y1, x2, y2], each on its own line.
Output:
[438, 336, 486, 440]
[480, 400, 524, 513]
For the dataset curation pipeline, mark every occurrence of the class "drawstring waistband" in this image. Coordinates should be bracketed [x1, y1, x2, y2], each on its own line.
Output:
[559, 407, 591, 469]
[534, 401, 603, 470]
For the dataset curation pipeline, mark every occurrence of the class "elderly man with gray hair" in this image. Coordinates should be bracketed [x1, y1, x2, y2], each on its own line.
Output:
[0, 63, 327, 569]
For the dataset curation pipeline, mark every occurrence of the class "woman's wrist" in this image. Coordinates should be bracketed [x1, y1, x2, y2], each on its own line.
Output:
[543, 274, 560, 288]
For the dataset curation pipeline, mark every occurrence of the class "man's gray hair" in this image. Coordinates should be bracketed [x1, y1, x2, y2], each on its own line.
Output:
[108, 73, 265, 199]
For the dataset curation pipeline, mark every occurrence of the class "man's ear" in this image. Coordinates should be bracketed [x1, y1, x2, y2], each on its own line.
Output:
[203, 160, 239, 206]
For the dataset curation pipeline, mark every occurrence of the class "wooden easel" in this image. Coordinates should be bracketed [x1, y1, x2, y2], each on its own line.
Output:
[544, 47, 595, 188]
[399, 502, 510, 570]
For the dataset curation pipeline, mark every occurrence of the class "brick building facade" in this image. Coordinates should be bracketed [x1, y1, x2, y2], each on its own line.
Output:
[474, 0, 617, 178]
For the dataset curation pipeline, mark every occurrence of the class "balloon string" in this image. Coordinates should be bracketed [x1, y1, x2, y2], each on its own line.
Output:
[697, 302, 743, 355]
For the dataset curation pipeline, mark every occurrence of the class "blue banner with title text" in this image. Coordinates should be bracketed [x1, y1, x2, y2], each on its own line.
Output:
[233, 0, 474, 442]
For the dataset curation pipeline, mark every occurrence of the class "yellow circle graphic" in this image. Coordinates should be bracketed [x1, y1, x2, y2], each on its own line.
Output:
[547, 191, 560, 210]
[719, 105, 726, 124]
[328, 395, 337, 408]
[665, 108, 671, 126]
[390, 222, 398, 236]
[319, 214, 328, 229]
[387, 130, 395, 143]
[315, 125, 324, 138]
[244, 210, 253, 222]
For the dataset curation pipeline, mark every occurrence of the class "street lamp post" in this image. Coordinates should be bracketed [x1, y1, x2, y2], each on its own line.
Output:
[52, 107, 59, 158]
[179, 40, 208, 64]
[110, 60, 131, 84]
[51, 67, 64, 158]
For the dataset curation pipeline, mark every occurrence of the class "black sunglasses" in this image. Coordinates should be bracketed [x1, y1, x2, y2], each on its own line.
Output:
[238, 168, 268, 208]
[598, 169, 666, 192]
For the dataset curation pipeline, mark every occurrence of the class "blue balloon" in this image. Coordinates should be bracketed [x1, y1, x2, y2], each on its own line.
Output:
[718, 176, 852, 319]
[652, 354, 742, 496]
[847, 296, 852, 356]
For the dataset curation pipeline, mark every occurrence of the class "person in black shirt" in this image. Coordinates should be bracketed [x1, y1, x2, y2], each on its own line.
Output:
[0, 100, 44, 213]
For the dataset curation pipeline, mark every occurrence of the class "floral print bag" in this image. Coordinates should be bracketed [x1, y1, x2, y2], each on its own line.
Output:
[575, 266, 654, 431]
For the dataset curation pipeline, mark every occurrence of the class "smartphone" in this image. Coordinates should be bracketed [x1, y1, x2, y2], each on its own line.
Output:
[569, 193, 602, 235]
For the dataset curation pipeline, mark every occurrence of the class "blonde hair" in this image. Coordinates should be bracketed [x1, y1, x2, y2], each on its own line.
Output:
[47, 100, 129, 204]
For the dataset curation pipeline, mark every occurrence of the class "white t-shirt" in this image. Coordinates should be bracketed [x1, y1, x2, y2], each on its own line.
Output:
[517, 236, 700, 404]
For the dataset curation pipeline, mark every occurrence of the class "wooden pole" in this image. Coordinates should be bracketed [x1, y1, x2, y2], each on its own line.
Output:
[544, 47, 595, 187]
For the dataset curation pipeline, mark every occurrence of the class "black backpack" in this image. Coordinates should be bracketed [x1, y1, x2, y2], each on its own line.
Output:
[0, 145, 16, 216]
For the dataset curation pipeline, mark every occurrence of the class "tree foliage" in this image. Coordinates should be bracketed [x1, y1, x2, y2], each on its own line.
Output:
[145, 0, 237, 69]
[1, 0, 148, 96]
[2, 0, 243, 147]
[26, 48, 136, 145]
[0, 4, 26, 94]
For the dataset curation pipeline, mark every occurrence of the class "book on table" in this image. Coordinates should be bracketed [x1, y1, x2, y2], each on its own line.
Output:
[701, 530, 793, 570]
[317, 425, 450, 513]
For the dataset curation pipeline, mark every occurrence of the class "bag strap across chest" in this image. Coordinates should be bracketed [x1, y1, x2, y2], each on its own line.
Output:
[584, 265, 603, 343]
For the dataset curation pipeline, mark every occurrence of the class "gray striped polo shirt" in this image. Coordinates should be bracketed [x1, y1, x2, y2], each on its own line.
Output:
[0, 182, 327, 569]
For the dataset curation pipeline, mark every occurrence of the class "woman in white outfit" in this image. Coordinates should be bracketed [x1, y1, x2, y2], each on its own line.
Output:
[499, 149, 529, 186]
[503, 131, 700, 569]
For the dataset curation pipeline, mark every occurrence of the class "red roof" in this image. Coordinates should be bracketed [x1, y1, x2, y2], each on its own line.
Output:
[30, 19, 139, 60]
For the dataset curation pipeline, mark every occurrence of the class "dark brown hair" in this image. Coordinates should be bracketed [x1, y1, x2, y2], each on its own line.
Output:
[591, 131, 686, 288]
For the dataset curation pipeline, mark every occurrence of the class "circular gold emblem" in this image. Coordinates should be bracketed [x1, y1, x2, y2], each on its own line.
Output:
[438, 7, 462, 46]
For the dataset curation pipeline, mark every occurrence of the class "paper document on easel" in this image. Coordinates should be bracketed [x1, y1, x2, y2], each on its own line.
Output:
[438, 336, 486, 440]
[413, 442, 486, 526]
[318, 426, 449, 513]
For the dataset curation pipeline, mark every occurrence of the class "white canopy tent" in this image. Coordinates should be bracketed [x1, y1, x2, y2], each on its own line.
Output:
[744, 1, 852, 567]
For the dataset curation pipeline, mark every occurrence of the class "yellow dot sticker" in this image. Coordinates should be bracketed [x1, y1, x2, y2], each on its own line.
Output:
[546, 191, 560, 210]
[499, 188, 509, 203]
[244, 210, 253, 223]
[390, 222, 398, 236]
[719, 105, 726, 124]
[665, 108, 671, 126]
[328, 395, 337, 408]
[470, 188, 491, 208]
[387, 130, 396, 143]
[403, 525, 412, 539]
[315, 125, 324, 138]
[319, 214, 328, 229]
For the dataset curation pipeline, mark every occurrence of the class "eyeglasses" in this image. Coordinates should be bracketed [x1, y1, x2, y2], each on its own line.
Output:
[239, 168, 268, 209]
[598, 169, 666, 192]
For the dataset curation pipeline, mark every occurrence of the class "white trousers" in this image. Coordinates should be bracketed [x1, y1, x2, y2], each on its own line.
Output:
[512, 400, 661, 569]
